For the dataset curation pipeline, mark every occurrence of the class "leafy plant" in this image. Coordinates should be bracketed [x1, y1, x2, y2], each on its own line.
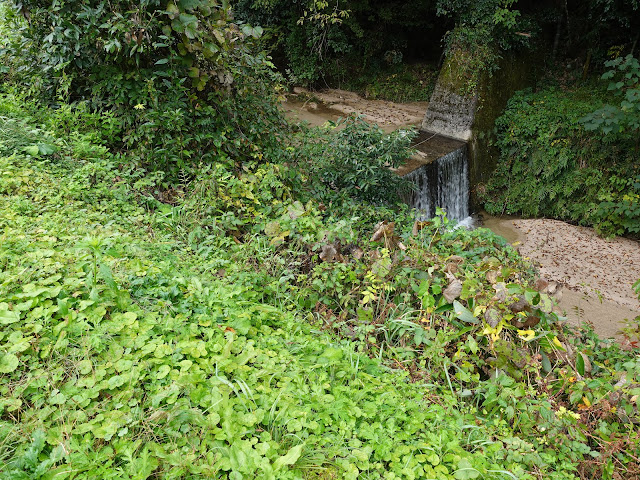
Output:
[300, 115, 416, 205]
[2, 78, 640, 480]
[482, 86, 640, 236]
[1, 0, 286, 180]
[581, 54, 640, 146]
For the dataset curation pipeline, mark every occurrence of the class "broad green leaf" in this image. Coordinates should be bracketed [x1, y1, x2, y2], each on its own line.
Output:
[541, 351, 552, 373]
[78, 359, 93, 375]
[318, 347, 343, 364]
[0, 353, 19, 373]
[454, 458, 480, 480]
[157, 365, 171, 379]
[24, 145, 40, 156]
[576, 352, 585, 376]
[37, 143, 57, 155]
[274, 444, 303, 471]
[453, 300, 478, 324]
[0, 307, 20, 325]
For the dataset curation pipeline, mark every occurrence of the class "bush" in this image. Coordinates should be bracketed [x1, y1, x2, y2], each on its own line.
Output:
[481, 86, 640, 236]
[0, 1, 286, 180]
[295, 115, 416, 206]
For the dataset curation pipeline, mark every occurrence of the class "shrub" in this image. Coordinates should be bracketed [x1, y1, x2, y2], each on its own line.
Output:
[482, 86, 640, 236]
[297, 115, 416, 206]
[1, 0, 286, 179]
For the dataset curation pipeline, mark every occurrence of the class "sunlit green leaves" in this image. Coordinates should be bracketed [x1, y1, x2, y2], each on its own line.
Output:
[0, 304, 19, 325]
[0, 352, 19, 373]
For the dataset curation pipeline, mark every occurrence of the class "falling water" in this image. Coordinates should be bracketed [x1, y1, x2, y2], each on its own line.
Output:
[404, 145, 470, 222]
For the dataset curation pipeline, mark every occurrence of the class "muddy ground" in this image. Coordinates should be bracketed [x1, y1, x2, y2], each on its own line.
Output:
[282, 88, 428, 132]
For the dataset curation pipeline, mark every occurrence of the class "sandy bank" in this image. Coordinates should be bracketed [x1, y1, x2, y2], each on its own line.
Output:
[483, 216, 639, 338]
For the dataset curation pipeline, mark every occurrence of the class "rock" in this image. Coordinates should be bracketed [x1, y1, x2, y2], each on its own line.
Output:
[293, 86, 309, 95]
[443, 280, 463, 303]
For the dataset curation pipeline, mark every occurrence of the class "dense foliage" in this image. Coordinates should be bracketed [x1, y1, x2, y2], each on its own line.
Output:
[481, 85, 640, 236]
[581, 54, 640, 145]
[297, 115, 416, 205]
[234, 0, 446, 87]
[1, 2, 640, 479]
[1, 91, 640, 479]
[0, 0, 287, 179]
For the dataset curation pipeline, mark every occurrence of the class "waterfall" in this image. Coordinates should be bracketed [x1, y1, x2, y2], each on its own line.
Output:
[404, 144, 469, 222]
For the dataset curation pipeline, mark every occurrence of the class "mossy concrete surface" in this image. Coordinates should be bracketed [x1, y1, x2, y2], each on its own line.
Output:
[423, 47, 540, 209]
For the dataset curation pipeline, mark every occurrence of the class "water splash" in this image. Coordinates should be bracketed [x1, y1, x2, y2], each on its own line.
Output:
[404, 145, 469, 222]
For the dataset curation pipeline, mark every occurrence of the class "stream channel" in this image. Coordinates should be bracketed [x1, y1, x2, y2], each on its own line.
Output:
[282, 90, 640, 339]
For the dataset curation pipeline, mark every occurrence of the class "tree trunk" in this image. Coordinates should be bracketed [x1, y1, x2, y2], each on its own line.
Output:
[582, 50, 591, 80]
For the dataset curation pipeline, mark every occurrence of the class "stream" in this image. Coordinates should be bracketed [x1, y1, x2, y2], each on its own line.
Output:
[282, 89, 640, 339]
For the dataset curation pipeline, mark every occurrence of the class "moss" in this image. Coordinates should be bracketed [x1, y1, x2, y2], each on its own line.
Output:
[469, 52, 541, 206]
[438, 47, 483, 98]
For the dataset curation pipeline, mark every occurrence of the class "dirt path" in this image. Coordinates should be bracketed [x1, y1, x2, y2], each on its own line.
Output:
[282, 88, 428, 131]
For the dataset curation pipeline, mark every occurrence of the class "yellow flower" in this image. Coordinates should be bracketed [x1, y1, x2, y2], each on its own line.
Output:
[134, 103, 146, 110]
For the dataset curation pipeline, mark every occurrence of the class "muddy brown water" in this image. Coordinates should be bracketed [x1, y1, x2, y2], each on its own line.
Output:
[281, 98, 342, 128]
[283, 93, 639, 339]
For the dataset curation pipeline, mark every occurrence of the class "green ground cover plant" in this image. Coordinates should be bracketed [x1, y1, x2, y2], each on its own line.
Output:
[481, 83, 640, 236]
[340, 63, 438, 103]
[1, 93, 640, 479]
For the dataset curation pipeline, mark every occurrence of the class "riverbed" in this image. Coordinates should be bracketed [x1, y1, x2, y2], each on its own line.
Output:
[282, 88, 427, 132]
[481, 215, 639, 339]
[283, 89, 640, 339]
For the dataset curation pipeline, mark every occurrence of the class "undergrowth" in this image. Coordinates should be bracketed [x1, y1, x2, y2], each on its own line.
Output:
[338, 63, 438, 103]
[0, 95, 639, 480]
[481, 85, 640, 237]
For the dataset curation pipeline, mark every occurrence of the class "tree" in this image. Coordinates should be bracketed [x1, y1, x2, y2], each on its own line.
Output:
[2, 0, 284, 176]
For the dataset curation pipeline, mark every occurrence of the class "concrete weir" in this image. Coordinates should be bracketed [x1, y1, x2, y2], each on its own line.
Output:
[399, 49, 536, 221]
[397, 131, 470, 222]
